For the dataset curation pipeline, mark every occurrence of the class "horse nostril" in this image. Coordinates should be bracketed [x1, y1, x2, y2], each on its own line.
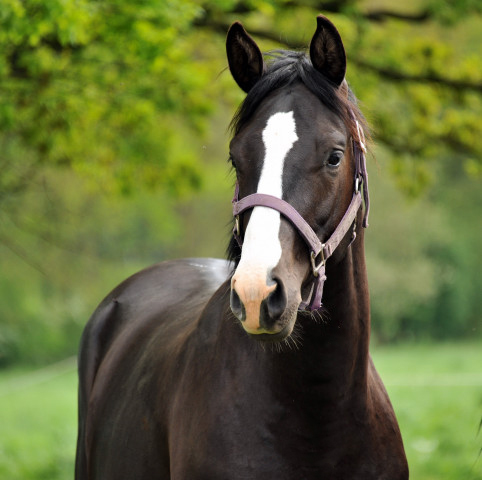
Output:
[265, 279, 287, 320]
[230, 286, 245, 321]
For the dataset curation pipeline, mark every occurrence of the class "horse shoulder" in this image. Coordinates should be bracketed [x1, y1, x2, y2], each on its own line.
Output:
[76, 258, 231, 480]
[79, 258, 229, 384]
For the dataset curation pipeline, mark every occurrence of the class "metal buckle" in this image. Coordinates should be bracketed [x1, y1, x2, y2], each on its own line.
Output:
[350, 217, 357, 244]
[234, 215, 240, 236]
[355, 175, 364, 193]
[310, 247, 325, 277]
[355, 120, 367, 153]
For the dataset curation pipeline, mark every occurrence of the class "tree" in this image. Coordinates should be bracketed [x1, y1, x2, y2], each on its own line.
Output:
[0, 0, 210, 199]
[0, 0, 480, 202]
[1, 1, 481, 362]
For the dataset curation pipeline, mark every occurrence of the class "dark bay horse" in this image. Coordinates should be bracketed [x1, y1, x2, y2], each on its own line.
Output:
[75, 15, 408, 479]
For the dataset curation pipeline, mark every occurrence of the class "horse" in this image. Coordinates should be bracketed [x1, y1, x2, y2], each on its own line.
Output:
[75, 15, 408, 479]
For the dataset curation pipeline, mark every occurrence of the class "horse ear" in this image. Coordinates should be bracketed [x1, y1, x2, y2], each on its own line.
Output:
[309, 15, 346, 87]
[226, 22, 265, 93]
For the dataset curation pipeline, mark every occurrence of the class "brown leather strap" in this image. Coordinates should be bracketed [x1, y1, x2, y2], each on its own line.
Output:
[232, 189, 362, 310]
[322, 191, 362, 259]
[233, 193, 323, 257]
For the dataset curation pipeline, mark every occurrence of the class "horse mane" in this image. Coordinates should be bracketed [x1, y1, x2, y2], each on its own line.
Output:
[227, 50, 369, 264]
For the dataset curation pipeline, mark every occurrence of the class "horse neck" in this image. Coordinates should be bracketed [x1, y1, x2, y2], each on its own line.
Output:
[214, 227, 370, 405]
[322, 225, 370, 350]
[281, 227, 371, 400]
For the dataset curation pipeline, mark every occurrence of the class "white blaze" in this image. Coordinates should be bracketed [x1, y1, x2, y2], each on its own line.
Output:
[236, 111, 298, 278]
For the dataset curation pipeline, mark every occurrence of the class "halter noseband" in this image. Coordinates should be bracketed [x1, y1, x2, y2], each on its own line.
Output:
[231, 119, 369, 312]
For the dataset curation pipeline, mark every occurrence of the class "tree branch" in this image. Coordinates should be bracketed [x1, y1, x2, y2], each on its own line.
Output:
[227, 0, 346, 15]
[353, 59, 482, 93]
[203, 1, 432, 24]
[196, 19, 482, 94]
[0, 231, 46, 275]
[193, 18, 306, 48]
[364, 9, 430, 23]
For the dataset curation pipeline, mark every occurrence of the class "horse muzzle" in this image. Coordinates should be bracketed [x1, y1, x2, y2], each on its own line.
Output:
[230, 267, 296, 338]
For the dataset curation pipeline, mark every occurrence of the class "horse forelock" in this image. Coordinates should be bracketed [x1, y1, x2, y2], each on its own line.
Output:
[229, 50, 369, 142]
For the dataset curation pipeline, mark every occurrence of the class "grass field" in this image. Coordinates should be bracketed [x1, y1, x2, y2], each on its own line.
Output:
[0, 343, 481, 479]
[372, 343, 482, 480]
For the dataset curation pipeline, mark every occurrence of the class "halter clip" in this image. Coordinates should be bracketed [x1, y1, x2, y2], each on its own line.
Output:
[310, 248, 325, 277]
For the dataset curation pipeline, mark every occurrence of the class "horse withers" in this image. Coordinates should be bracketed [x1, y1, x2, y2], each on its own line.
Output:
[75, 15, 408, 479]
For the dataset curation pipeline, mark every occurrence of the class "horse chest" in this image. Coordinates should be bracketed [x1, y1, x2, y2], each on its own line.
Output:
[166, 358, 384, 480]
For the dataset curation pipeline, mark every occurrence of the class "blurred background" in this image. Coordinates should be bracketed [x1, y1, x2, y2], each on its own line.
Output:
[0, 0, 480, 478]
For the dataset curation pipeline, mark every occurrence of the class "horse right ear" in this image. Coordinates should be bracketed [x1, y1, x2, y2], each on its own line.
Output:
[226, 22, 265, 93]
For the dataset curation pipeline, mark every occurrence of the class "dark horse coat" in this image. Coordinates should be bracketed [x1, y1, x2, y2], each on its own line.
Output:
[76, 15, 408, 480]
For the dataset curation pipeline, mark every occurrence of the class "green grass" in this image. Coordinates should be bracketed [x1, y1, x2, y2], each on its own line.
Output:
[0, 359, 77, 480]
[0, 344, 481, 479]
[372, 342, 482, 480]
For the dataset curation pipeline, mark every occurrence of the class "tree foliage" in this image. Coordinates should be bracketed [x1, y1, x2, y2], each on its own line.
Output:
[0, 1, 481, 363]
[0, 0, 212, 197]
[0, 0, 481, 199]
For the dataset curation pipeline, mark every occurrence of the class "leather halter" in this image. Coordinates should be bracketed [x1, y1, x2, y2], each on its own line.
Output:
[231, 119, 369, 312]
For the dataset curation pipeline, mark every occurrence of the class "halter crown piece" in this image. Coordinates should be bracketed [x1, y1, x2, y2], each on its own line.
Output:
[232, 111, 370, 312]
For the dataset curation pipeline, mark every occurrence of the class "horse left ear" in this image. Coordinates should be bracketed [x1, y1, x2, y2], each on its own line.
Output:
[309, 15, 346, 87]
[226, 21, 265, 93]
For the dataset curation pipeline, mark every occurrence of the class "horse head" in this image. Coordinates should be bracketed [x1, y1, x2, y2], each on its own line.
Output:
[227, 16, 367, 341]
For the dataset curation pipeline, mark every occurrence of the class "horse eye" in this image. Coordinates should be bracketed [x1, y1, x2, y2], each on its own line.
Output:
[229, 154, 237, 170]
[327, 151, 343, 168]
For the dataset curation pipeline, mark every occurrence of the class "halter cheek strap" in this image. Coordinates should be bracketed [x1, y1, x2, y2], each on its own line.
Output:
[231, 122, 369, 311]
